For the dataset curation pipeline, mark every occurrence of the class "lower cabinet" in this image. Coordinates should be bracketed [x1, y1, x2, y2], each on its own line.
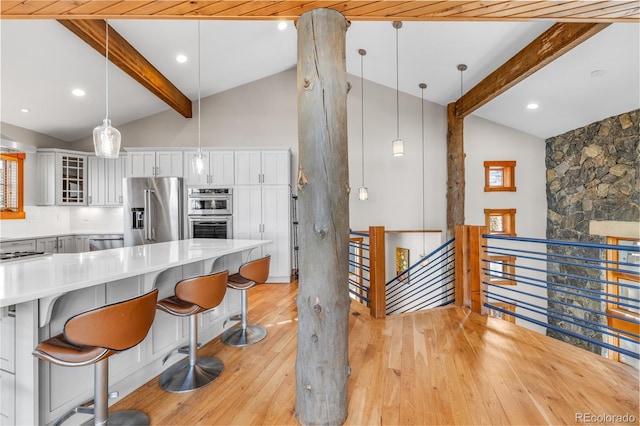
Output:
[56, 236, 75, 253]
[36, 238, 58, 253]
[1, 307, 16, 426]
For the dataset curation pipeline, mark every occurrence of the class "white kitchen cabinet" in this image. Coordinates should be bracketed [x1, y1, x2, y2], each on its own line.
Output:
[184, 150, 234, 186]
[0, 240, 36, 254]
[36, 152, 56, 206]
[56, 236, 76, 253]
[88, 156, 125, 206]
[74, 236, 90, 253]
[56, 153, 87, 205]
[127, 151, 182, 177]
[1, 307, 16, 426]
[36, 237, 58, 253]
[233, 185, 291, 282]
[234, 149, 289, 185]
[37, 150, 87, 206]
[0, 369, 15, 425]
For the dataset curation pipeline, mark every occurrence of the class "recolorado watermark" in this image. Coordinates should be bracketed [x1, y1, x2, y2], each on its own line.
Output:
[576, 412, 637, 424]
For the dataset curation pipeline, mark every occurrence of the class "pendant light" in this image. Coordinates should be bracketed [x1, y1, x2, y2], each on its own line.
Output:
[391, 21, 404, 157]
[191, 21, 205, 175]
[357, 49, 368, 201]
[93, 19, 121, 158]
[419, 82, 428, 263]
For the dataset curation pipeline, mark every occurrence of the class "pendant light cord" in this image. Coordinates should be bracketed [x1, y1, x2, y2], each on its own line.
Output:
[360, 51, 365, 187]
[105, 19, 109, 120]
[395, 26, 400, 138]
[421, 85, 426, 255]
[198, 21, 202, 154]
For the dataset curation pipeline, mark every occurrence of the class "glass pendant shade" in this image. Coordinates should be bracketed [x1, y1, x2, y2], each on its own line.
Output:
[358, 186, 369, 201]
[93, 119, 121, 158]
[192, 150, 205, 175]
[392, 138, 405, 156]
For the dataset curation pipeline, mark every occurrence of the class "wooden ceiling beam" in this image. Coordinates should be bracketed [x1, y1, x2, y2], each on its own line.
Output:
[455, 22, 610, 118]
[58, 19, 192, 119]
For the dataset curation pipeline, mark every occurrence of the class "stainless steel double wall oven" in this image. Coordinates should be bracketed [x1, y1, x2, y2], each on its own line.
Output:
[187, 187, 233, 239]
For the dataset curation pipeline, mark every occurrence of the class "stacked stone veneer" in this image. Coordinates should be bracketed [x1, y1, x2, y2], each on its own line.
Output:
[545, 109, 639, 354]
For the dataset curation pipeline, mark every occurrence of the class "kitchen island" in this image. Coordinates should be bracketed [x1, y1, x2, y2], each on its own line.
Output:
[0, 238, 269, 426]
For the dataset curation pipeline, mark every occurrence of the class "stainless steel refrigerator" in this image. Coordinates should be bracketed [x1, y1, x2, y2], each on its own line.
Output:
[123, 177, 184, 247]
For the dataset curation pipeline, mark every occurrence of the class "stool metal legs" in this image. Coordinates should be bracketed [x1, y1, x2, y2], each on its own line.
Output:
[63, 360, 150, 426]
[221, 289, 267, 347]
[159, 314, 223, 393]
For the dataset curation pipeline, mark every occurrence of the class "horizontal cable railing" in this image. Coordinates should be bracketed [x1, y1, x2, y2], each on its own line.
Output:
[482, 234, 639, 367]
[349, 232, 370, 305]
[386, 238, 455, 315]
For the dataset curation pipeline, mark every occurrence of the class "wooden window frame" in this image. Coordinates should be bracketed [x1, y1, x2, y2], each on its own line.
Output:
[484, 208, 516, 236]
[0, 153, 26, 220]
[605, 236, 639, 365]
[487, 255, 516, 285]
[484, 161, 516, 192]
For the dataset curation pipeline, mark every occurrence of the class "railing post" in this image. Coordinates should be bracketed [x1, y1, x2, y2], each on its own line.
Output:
[455, 225, 488, 314]
[368, 226, 386, 318]
[454, 225, 468, 307]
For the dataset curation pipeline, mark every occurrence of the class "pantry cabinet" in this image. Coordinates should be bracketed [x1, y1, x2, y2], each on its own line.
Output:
[183, 150, 234, 186]
[234, 149, 289, 185]
[88, 156, 125, 206]
[126, 151, 182, 177]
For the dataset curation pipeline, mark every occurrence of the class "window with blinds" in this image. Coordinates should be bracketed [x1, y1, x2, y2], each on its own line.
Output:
[0, 153, 26, 219]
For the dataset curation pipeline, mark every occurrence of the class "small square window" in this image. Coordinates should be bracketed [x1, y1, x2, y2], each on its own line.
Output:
[488, 302, 517, 323]
[484, 161, 516, 192]
[486, 255, 516, 285]
[485, 208, 516, 236]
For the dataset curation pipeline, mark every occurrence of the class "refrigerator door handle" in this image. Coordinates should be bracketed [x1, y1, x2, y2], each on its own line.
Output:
[144, 189, 156, 241]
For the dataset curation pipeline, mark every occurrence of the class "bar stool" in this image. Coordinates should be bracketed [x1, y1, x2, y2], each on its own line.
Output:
[156, 270, 228, 393]
[221, 255, 270, 347]
[33, 289, 159, 426]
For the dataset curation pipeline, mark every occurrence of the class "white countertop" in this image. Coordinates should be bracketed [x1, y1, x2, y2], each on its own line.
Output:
[0, 238, 269, 307]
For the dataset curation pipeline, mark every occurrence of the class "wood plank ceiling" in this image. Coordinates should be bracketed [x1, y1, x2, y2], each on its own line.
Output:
[1, 1, 638, 22]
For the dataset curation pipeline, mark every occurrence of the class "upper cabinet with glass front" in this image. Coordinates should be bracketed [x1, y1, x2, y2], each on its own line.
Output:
[37, 149, 87, 206]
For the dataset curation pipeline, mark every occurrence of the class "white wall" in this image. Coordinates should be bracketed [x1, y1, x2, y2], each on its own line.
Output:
[464, 115, 547, 332]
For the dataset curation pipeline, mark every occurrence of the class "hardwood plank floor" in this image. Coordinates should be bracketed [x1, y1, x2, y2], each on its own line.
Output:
[113, 282, 639, 425]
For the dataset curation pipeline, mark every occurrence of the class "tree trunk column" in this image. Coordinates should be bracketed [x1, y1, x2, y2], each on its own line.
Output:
[447, 102, 465, 238]
[295, 8, 350, 426]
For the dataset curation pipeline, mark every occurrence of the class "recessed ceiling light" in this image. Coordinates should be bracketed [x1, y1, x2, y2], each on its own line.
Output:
[176, 54, 188, 63]
[20, 108, 30, 113]
[277, 21, 288, 30]
[72, 88, 86, 97]
[526, 103, 539, 110]
[591, 69, 606, 78]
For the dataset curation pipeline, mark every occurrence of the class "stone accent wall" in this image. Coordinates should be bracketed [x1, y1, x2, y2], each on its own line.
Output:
[545, 109, 639, 353]
[546, 110, 640, 354]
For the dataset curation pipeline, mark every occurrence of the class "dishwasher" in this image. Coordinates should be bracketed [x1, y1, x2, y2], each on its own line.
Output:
[88, 234, 124, 251]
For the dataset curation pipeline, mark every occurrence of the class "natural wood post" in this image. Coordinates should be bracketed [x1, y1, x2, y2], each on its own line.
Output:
[455, 225, 488, 314]
[295, 8, 350, 426]
[454, 225, 468, 307]
[368, 226, 386, 319]
[447, 103, 465, 239]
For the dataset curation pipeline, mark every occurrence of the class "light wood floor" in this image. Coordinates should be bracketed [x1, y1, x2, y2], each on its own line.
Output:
[113, 282, 639, 425]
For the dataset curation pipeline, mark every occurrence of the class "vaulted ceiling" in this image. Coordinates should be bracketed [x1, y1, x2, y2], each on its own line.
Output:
[1, 1, 638, 142]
